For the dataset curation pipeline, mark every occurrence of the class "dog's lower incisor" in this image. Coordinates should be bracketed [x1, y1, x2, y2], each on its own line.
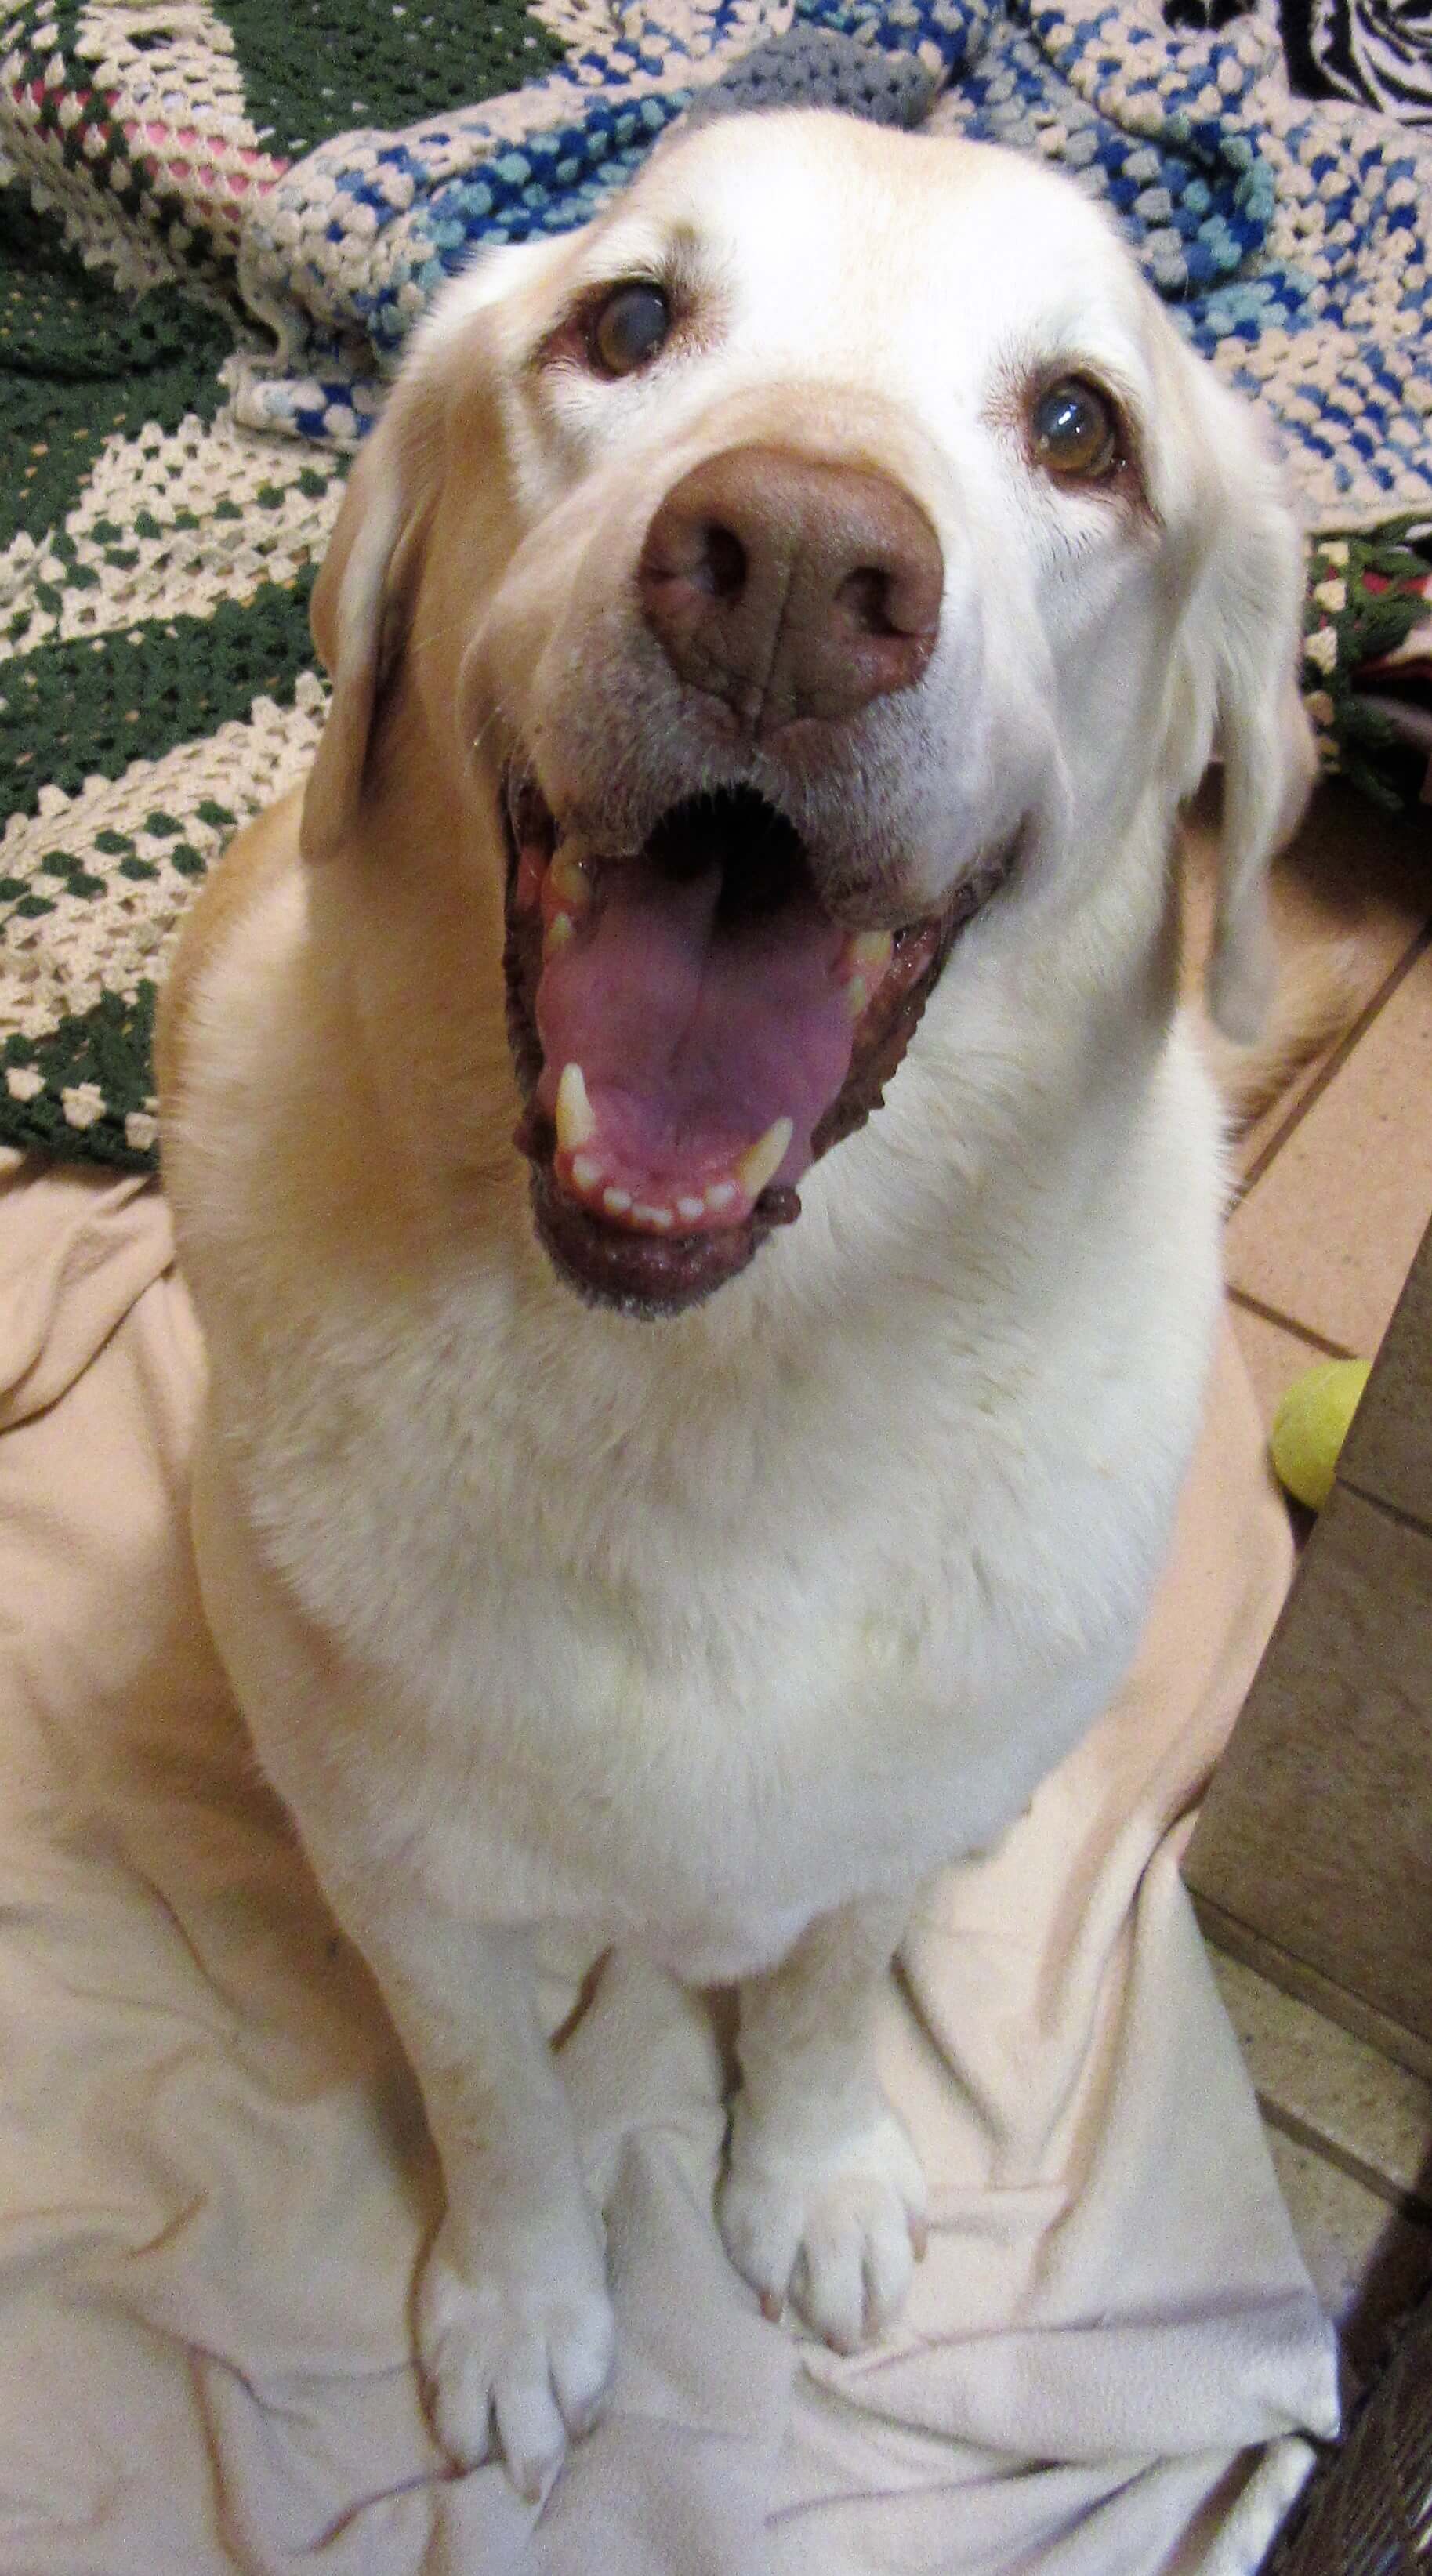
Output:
[158, 109, 1314, 2498]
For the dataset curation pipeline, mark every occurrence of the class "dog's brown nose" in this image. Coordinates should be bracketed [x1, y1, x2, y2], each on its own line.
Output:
[637, 445, 943, 734]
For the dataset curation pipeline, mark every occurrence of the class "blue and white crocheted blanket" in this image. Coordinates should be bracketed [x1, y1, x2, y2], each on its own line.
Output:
[231, 0, 1431, 538]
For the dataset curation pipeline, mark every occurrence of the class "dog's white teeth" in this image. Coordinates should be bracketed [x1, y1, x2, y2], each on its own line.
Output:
[841, 930, 893, 1020]
[735, 1117, 793, 1202]
[850, 930, 894, 973]
[549, 1086, 754, 1234]
[549, 853, 591, 910]
[559, 1143, 779, 1230]
[555, 1061, 596, 1153]
[545, 911, 575, 955]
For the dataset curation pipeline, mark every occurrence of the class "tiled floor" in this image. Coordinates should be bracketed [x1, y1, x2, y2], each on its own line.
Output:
[1187, 778, 1432, 2389]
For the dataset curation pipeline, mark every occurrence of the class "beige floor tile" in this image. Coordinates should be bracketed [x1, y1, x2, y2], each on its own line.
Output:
[1225, 938, 1432, 1357]
[1212, 1951, 1432, 2207]
[1184, 781, 1431, 1179]
[1267, 2129, 1432, 2375]
[1227, 1299, 1349, 1433]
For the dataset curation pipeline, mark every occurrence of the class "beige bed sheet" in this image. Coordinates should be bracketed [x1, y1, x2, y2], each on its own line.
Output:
[0, 1154, 1340, 2575]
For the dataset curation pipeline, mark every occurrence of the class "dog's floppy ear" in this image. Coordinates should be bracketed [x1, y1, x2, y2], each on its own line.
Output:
[302, 237, 570, 866]
[1161, 373, 1316, 1042]
[301, 378, 441, 864]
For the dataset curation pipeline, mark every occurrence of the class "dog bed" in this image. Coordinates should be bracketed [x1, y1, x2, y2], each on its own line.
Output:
[0, 1147, 1338, 2572]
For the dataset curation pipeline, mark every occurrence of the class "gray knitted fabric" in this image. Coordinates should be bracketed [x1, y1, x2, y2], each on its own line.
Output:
[681, 27, 937, 132]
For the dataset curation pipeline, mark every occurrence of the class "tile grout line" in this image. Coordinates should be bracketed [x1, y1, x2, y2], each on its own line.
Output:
[1256, 2094, 1432, 2229]
[1234, 918, 1432, 1202]
[1226, 1287, 1356, 1360]
[1338, 1474, 1432, 1545]
[1196, 1900, 1432, 2087]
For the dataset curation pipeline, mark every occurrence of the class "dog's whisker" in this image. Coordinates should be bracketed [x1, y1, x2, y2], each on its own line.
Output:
[469, 708, 503, 764]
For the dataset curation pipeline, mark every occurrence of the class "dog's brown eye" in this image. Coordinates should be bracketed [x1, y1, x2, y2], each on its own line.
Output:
[1031, 378, 1120, 480]
[589, 282, 671, 379]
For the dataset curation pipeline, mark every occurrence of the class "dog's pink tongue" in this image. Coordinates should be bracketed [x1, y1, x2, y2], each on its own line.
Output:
[534, 855, 854, 1229]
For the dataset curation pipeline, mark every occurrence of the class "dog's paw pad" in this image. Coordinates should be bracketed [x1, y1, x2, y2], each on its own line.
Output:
[417, 2216, 614, 2498]
[719, 2100, 926, 2353]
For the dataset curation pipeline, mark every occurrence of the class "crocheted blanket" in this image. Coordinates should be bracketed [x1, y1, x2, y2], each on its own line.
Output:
[1, 0, 1429, 1173]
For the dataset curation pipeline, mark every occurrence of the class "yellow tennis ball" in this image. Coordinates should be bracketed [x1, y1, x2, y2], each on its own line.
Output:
[1270, 1358, 1372, 1512]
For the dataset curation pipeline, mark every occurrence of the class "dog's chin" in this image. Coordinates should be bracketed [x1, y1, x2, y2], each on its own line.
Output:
[524, 1158, 796, 1320]
[501, 766, 1010, 1319]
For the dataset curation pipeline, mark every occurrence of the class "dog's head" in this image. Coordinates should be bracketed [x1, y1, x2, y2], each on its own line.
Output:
[303, 111, 1313, 1316]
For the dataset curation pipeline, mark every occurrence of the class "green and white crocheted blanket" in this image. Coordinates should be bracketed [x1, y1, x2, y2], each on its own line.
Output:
[1, 0, 1429, 1172]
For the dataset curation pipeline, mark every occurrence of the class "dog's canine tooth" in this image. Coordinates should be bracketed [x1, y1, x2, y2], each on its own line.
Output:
[850, 930, 894, 974]
[633, 1203, 674, 1230]
[572, 1154, 603, 1193]
[549, 853, 591, 909]
[556, 1061, 596, 1153]
[735, 1118, 793, 1201]
[545, 911, 575, 955]
[603, 1186, 633, 1216]
[844, 975, 869, 1022]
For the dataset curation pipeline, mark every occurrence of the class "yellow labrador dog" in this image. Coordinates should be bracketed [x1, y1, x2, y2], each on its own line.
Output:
[159, 110, 1313, 2501]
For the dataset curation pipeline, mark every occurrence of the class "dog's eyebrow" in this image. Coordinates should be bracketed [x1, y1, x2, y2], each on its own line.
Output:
[569, 216, 707, 296]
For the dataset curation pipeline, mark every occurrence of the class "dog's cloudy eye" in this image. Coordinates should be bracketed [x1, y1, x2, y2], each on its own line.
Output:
[1031, 379, 1119, 481]
[589, 282, 671, 379]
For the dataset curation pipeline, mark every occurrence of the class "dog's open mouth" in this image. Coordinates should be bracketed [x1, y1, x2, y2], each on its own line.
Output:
[502, 774, 1002, 1315]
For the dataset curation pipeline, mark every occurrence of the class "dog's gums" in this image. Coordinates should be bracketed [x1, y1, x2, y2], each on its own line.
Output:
[502, 774, 1001, 1315]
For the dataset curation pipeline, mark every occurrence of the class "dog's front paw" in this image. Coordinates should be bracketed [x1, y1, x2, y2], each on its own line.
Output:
[719, 2095, 927, 2354]
[416, 2201, 614, 2500]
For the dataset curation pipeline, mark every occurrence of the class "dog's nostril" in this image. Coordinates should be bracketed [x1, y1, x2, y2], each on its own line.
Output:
[698, 521, 747, 603]
[835, 560, 942, 643]
[836, 565, 897, 637]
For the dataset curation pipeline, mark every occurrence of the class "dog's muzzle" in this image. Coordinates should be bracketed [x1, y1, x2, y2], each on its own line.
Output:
[495, 442, 1016, 1318]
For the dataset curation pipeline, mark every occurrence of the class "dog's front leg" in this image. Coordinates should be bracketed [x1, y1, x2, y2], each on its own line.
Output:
[190, 1445, 612, 2497]
[354, 1905, 614, 2497]
[719, 1896, 928, 2353]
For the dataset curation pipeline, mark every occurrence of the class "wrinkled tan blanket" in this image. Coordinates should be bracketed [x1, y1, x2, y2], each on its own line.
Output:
[0, 1154, 1339, 2574]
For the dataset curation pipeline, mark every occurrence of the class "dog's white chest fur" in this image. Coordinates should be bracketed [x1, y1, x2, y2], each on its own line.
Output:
[201, 987, 1220, 1986]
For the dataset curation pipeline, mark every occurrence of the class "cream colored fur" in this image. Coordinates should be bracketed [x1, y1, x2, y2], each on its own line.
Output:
[159, 112, 1314, 2503]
